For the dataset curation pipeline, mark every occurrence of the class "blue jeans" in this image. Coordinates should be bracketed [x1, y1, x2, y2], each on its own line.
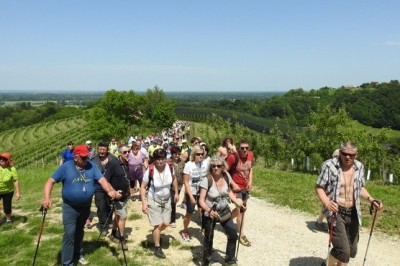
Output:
[202, 214, 238, 264]
[61, 203, 91, 266]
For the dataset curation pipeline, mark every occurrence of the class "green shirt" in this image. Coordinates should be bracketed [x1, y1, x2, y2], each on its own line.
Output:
[0, 166, 18, 194]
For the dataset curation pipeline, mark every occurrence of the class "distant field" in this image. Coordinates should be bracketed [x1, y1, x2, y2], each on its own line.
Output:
[1, 100, 58, 106]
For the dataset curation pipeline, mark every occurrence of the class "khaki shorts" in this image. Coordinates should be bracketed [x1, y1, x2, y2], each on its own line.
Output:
[147, 196, 171, 226]
[114, 200, 128, 219]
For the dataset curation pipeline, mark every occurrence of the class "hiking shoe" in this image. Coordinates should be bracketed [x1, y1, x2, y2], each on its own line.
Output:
[181, 231, 190, 242]
[6, 219, 12, 224]
[170, 223, 176, 228]
[78, 257, 89, 265]
[239, 235, 251, 247]
[108, 234, 120, 244]
[154, 247, 166, 259]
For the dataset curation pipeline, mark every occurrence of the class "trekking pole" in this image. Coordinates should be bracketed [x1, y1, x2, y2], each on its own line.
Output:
[32, 207, 47, 266]
[97, 202, 114, 241]
[112, 201, 128, 266]
[363, 200, 380, 266]
[208, 203, 218, 241]
[235, 201, 246, 260]
[325, 213, 336, 265]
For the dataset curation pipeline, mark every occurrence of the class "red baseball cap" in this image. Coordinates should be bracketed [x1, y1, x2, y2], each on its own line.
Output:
[0, 152, 13, 166]
[73, 145, 90, 157]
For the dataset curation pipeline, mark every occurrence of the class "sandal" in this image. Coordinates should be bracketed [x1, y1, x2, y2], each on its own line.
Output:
[239, 235, 251, 247]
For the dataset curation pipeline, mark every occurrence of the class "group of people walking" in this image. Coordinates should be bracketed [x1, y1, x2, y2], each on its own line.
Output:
[3, 120, 383, 266]
[43, 121, 255, 266]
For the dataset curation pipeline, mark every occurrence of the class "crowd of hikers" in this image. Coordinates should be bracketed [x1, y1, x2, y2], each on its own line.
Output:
[40, 121, 254, 266]
[1, 120, 384, 266]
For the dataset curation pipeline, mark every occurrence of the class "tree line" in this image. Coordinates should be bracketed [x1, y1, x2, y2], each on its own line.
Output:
[197, 80, 400, 131]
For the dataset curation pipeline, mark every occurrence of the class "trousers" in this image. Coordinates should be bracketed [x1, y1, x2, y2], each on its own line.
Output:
[61, 203, 90, 266]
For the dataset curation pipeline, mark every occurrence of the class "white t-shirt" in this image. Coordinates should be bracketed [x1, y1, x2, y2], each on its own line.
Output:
[183, 160, 209, 195]
[143, 164, 174, 201]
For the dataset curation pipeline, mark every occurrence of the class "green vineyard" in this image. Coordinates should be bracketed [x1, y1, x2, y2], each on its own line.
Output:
[0, 116, 90, 169]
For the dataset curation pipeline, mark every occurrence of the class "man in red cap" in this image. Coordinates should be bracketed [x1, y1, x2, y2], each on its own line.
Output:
[41, 145, 120, 266]
[0, 152, 20, 223]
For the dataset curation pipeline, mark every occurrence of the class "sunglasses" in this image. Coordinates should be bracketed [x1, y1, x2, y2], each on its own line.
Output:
[341, 151, 356, 158]
[122, 150, 130, 154]
[0, 158, 8, 162]
[195, 153, 204, 156]
[240, 146, 249, 150]
[211, 164, 223, 169]
[80, 156, 89, 161]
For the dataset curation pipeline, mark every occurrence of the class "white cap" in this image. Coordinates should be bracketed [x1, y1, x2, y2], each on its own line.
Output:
[85, 140, 92, 145]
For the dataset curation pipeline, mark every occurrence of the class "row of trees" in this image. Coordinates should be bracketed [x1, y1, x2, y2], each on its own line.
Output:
[190, 105, 399, 183]
[200, 80, 400, 130]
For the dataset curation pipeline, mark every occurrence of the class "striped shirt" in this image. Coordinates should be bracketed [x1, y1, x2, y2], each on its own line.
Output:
[316, 157, 366, 225]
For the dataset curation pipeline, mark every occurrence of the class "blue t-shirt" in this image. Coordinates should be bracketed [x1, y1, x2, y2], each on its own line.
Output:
[51, 160, 103, 207]
[61, 149, 75, 163]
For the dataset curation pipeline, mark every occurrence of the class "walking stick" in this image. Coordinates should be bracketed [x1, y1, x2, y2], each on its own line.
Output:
[97, 202, 114, 241]
[235, 201, 246, 260]
[112, 201, 128, 266]
[32, 207, 47, 266]
[325, 213, 336, 265]
[363, 200, 380, 266]
[208, 203, 218, 241]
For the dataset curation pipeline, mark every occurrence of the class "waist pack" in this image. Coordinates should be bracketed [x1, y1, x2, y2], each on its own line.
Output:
[217, 206, 231, 223]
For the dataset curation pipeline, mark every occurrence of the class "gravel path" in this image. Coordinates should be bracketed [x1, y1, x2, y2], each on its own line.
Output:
[104, 194, 399, 266]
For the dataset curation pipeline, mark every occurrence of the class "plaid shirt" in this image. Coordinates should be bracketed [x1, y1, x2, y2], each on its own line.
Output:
[316, 157, 366, 225]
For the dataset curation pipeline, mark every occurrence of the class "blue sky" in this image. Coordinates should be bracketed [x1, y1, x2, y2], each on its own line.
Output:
[0, 1, 399, 92]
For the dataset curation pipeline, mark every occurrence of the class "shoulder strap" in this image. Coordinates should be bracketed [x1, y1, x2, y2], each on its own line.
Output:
[207, 174, 213, 192]
[229, 152, 239, 175]
[147, 164, 154, 190]
[206, 172, 230, 192]
[148, 162, 174, 190]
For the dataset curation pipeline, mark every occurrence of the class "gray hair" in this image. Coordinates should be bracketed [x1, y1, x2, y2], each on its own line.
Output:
[340, 141, 357, 153]
[208, 156, 228, 172]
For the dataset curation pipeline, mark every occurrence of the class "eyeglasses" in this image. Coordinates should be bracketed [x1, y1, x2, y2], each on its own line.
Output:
[240, 146, 249, 150]
[195, 153, 204, 156]
[341, 151, 356, 158]
[211, 164, 223, 169]
[122, 150, 130, 154]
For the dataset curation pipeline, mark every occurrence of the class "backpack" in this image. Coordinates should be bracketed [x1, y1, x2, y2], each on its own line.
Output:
[228, 152, 239, 176]
[147, 161, 174, 191]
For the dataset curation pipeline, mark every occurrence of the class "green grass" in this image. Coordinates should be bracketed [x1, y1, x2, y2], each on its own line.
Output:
[252, 167, 400, 236]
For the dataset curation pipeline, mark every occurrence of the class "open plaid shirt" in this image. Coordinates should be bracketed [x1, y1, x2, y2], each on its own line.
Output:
[316, 157, 366, 225]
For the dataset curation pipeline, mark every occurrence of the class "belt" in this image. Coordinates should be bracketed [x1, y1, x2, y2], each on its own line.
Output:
[338, 206, 354, 216]
[152, 196, 170, 205]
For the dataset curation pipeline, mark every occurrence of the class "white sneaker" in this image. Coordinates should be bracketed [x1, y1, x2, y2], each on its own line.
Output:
[78, 257, 89, 265]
